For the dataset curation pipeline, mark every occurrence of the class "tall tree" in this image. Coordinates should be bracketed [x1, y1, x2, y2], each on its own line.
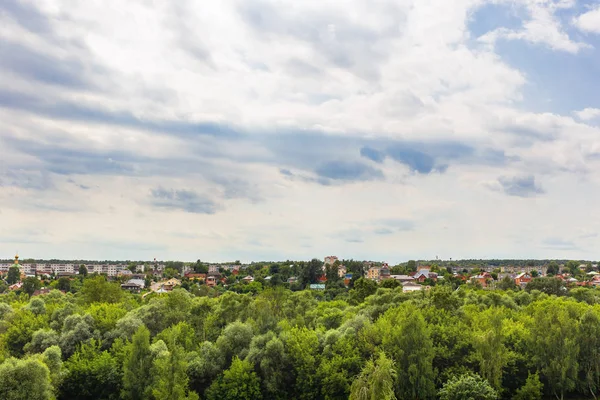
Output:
[247, 334, 291, 399]
[22, 277, 41, 297]
[350, 278, 378, 304]
[300, 259, 323, 286]
[80, 275, 123, 304]
[0, 357, 54, 400]
[78, 265, 88, 277]
[150, 335, 198, 400]
[525, 277, 566, 296]
[529, 300, 579, 400]
[7, 266, 20, 284]
[407, 260, 417, 272]
[57, 277, 71, 292]
[472, 308, 508, 390]
[546, 261, 559, 276]
[122, 325, 153, 400]
[349, 352, 397, 400]
[379, 307, 436, 399]
[206, 357, 262, 400]
[41, 345, 64, 389]
[60, 340, 121, 399]
[578, 309, 600, 398]
[513, 373, 543, 400]
[285, 327, 321, 400]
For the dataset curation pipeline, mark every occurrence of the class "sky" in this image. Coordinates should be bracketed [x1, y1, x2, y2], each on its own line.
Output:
[1, 0, 600, 263]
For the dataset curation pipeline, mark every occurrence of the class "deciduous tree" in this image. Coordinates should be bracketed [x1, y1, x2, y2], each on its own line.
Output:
[0, 357, 53, 400]
[206, 357, 262, 400]
[122, 325, 152, 400]
[349, 352, 397, 400]
[438, 374, 498, 400]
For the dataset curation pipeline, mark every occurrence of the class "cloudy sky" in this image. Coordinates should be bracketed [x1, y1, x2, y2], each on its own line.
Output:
[1, 0, 600, 262]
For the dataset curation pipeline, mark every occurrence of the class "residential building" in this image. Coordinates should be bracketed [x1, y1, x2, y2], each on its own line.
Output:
[36, 264, 53, 276]
[164, 278, 181, 287]
[413, 269, 438, 283]
[367, 266, 380, 281]
[51, 264, 76, 275]
[380, 264, 391, 280]
[515, 272, 532, 287]
[337, 265, 347, 278]
[471, 273, 491, 287]
[402, 282, 423, 292]
[121, 279, 146, 293]
[324, 256, 338, 266]
[391, 275, 415, 283]
[208, 265, 219, 273]
[184, 272, 207, 280]
[206, 276, 217, 287]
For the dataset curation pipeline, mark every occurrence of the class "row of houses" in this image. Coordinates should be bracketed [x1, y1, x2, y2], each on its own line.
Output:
[0, 263, 166, 277]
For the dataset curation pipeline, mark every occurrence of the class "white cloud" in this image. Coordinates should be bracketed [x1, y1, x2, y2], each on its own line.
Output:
[575, 108, 600, 121]
[574, 5, 600, 34]
[1, 0, 600, 261]
[478, 0, 589, 53]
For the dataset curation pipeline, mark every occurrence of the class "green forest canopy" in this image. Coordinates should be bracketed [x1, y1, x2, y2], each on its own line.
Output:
[1, 274, 600, 399]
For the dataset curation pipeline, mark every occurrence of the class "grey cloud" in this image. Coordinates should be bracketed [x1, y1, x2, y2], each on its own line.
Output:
[0, 89, 239, 139]
[386, 147, 436, 173]
[0, 87, 508, 182]
[0, 41, 95, 89]
[0, 0, 53, 35]
[505, 125, 558, 142]
[358, 139, 494, 174]
[150, 187, 218, 214]
[360, 146, 385, 163]
[1, 88, 514, 197]
[0, 169, 53, 190]
[6, 137, 137, 176]
[286, 58, 322, 77]
[374, 219, 415, 235]
[67, 179, 91, 190]
[211, 176, 261, 202]
[315, 161, 384, 182]
[498, 175, 544, 197]
[542, 237, 578, 251]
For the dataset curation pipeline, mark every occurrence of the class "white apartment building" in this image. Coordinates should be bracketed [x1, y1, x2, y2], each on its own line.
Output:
[51, 264, 76, 274]
[208, 265, 219, 273]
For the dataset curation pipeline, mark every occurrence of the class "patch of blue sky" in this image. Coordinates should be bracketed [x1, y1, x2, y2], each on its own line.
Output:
[494, 38, 600, 115]
[468, 2, 524, 39]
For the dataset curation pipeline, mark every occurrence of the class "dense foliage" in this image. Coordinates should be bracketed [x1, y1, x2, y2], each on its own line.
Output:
[1, 273, 600, 399]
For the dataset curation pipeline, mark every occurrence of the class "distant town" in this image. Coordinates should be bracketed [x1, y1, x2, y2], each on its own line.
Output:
[1, 254, 596, 296]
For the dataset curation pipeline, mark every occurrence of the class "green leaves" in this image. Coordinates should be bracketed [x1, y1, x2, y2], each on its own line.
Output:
[438, 374, 498, 400]
[350, 352, 397, 400]
[0, 357, 54, 400]
[206, 357, 262, 400]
